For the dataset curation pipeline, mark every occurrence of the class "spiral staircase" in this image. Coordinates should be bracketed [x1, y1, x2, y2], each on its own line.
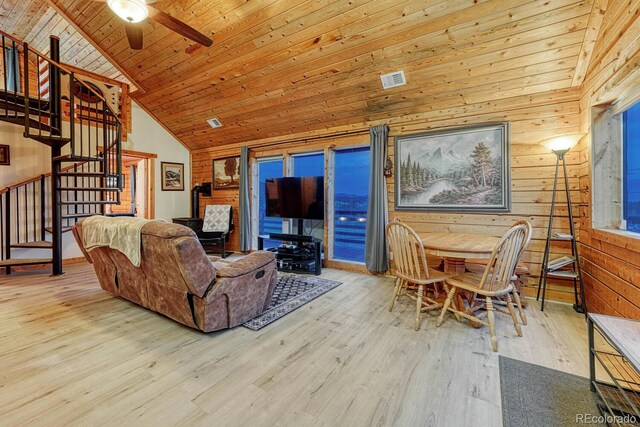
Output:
[0, 31, 123, 275]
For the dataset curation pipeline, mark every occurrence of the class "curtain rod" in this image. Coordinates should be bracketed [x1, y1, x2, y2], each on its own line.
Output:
[249, 128, 370, 151]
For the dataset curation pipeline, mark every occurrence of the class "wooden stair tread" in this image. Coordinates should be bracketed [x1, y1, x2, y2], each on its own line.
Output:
[10, 241, 52, 249]
[0, 258, 52, 267]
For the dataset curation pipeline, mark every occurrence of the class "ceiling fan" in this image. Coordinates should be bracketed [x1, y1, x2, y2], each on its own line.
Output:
[94, 0, 213, 50]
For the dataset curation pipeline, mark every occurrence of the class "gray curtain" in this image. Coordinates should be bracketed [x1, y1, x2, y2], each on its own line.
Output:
[5, 47, 20, 92]
[365, 124, 389, 273]
[239, 146, 251, 251]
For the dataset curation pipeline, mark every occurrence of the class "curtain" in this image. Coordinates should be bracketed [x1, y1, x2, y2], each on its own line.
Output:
[239, 146, 251, 251]
[5, 47, 20, 92]
[365, 124, 389, 273]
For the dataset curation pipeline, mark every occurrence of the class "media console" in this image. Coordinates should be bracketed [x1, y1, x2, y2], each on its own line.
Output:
[258, 233, 322, 275]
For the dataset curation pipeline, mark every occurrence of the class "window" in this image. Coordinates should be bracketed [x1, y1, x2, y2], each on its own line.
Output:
[257, 158, 283, 248]
[292, 152, 324, 239]
[332, 147, 370, 263]
[623, 101, 640, 232]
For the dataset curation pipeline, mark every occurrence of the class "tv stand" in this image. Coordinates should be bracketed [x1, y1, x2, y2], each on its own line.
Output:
[258, 233, 322, 275]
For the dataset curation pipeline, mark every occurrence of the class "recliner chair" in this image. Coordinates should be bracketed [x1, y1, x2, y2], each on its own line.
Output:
[73, 219, 277, 332]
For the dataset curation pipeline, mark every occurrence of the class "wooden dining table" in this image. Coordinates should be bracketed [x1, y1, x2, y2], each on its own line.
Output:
[419, 232, 500, 275]
[419, 232, 501, 325]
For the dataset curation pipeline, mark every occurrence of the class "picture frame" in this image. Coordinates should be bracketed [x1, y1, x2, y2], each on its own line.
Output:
[394, 122, 510, 212]
[161, 161, 184, 191]
[212, 156, 240, 189]
[0, 144, 9, 166]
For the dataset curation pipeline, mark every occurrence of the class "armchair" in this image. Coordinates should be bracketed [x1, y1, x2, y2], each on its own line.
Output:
[199, 204, 234, 258]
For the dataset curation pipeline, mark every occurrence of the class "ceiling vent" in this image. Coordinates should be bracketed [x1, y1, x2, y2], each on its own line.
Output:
[380, 70, 407, 90]
[207, 117, 223, 128]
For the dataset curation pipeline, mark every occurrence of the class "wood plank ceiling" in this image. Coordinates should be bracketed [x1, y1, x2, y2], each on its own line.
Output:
[10, 0, 599, 150]
[0, 0, 127, 82]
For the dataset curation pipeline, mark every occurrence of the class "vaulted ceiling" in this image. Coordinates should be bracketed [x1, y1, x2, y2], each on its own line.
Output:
[4, 0, 604, 150]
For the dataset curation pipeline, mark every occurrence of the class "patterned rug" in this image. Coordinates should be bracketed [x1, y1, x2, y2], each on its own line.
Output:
[243, 272, 342, 331]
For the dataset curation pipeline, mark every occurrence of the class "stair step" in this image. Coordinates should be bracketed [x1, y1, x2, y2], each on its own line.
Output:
[10, 241, 53, 249]
[28, 134, 71, 147]
[59, 172, 104, 177]
[45, 226, 73, 234]
[0, 258, 52, 267]
[61, 201, 114, 205]
[53, 155, 102, 162]
[61, 213, 99, 220]
[59, 187, 116, 191]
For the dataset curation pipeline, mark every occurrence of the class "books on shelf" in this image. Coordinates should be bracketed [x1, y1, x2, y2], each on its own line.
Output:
[547, 255, 576, 271]
[552, 232, 573, 240]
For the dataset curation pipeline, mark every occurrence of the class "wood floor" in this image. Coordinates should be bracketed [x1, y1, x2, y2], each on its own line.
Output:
[0, 263, 589, 426]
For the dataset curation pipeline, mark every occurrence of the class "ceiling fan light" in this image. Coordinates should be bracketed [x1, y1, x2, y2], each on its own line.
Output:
[107, 0, 148, 23]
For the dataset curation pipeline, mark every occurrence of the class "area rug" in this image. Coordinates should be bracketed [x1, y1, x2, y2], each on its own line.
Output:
[243, 272, 342, 330]
[500, 356, 605, 427]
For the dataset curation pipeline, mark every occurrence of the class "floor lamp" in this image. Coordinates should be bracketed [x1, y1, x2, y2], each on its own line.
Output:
[536, 133, 587, 315]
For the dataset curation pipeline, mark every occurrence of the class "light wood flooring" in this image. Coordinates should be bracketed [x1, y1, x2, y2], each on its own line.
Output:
[0, 263, 589, 426]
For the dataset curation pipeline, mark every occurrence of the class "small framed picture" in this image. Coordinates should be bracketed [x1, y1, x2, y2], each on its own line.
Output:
[0, 144, 9, 166]
[213, 156, 240, 189]
[161, 161, 184, 191]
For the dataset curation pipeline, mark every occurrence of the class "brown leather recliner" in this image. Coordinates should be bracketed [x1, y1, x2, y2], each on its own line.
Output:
[73, 219, 277, 332]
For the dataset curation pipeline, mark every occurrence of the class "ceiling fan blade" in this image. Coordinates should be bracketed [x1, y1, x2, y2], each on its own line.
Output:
[147, 5, 212, 47]
[125, 23, 144, 50]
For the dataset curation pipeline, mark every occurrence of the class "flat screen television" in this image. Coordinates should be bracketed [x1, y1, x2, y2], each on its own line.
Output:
[265, 176, 324, 220]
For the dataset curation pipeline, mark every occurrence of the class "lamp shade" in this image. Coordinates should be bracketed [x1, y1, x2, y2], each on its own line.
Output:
[107, 0, 148, 23]
[539, 133, 584, 152]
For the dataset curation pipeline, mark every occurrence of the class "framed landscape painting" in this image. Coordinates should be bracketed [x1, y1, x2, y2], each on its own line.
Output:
[213, 156, 240, 189]
[394, 123, 510, 212]
[161, 162, 184, 191]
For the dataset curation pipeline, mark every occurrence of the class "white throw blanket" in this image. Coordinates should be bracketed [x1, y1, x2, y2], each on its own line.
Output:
[82, 216, 151, 267]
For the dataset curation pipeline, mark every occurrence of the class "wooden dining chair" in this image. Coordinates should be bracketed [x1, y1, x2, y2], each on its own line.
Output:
[465, 220, 532, 325]
[436, 223, 529, 351]
[386, 219, 449, 330]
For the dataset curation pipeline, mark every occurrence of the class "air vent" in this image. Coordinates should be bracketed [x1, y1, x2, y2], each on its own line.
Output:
[207, 117, 223, 128]
[380, 70, 407, 90]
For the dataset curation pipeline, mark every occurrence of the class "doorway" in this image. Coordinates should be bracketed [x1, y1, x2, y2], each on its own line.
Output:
[105, 150, 156, 219]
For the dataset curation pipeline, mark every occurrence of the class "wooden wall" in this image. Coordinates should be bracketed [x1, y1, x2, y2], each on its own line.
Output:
[192, 87, 583, 301]
[578, 1, 640, 318]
